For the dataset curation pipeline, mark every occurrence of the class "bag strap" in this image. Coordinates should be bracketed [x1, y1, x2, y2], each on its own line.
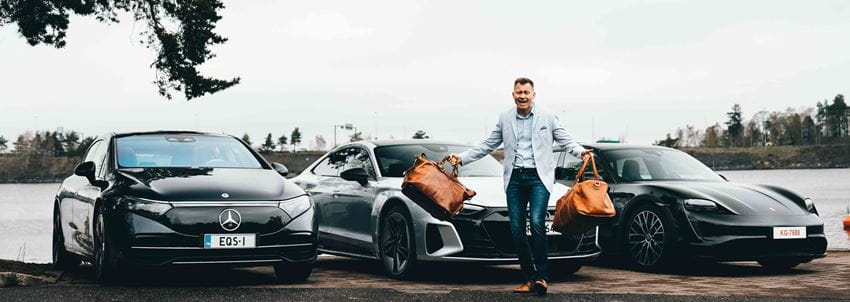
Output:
[437, 156, 460, 178]
[572, 152, 600, 185]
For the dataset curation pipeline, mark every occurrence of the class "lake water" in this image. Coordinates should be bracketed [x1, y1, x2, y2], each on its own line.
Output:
[1, 169, 848, 263]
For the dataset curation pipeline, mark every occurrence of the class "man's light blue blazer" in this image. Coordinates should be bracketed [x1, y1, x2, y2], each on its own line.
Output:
[459, 105, 586, 193]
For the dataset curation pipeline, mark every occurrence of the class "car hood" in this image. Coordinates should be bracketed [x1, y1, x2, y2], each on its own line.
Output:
[383, 177, 570, 208]
[116, 168, 303, 201]
[645, 181, 809, 216]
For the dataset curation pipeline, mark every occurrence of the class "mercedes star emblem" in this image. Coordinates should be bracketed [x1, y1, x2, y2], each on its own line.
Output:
[219, 209, 241, 231]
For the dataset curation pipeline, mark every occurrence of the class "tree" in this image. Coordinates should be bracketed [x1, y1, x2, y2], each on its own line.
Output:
[743, 119, 762, 147]
[802, 115, 817, 145]
[75, 136, 95, 156]
[241, 133, 252, 146]
[412, 130, 429, 139]
[311, 135, 327, 150]
[0, 135, 7, 152]
[702, 123, 722, 147]
[828, 94, 848, 137]
[724, 104, 744, 147]
[277, 134, 288, 152]
[290, 127, 302, 151]
[259, 133, 276, 153]
[349, 131, 364, 142]
[0, 0, 239, 100]
[62, 131, 81, 155]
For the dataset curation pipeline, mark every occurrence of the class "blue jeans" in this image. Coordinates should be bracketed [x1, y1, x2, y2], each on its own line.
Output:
[506, 170, 550, 281]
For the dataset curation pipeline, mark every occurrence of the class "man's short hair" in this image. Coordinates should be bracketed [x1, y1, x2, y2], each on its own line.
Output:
[514, 77, 534, 88]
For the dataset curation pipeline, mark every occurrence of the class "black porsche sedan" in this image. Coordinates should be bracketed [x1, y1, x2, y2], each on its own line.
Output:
[554, 144, 827, 271]
[52, 131, 318, 284]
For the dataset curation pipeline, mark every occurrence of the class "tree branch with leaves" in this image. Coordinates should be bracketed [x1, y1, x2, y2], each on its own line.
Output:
[0, 0, 239, 100]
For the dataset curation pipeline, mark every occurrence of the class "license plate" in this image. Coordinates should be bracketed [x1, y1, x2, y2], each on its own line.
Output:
[773, 227, 806, 239]
[204, 234, 256, 248]
[526, 221, 561, 236]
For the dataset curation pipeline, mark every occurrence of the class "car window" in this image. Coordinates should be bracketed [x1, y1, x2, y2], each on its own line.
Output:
[115, 135, 262, 168]
[311, 156, 341, 177]
[340, 147, 376, 179]
[94, 141, 110, 178]
[374, 144, 502, 177]
[603, 149, 723, 182]
[613, 157, 653, 181]
[82, 140, 103, 163]
[556, 150, 608, 181]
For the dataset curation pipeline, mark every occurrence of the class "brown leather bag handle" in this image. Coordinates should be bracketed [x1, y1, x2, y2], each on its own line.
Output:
[437, 155, 460, 178]
[573, 153, 601, 185]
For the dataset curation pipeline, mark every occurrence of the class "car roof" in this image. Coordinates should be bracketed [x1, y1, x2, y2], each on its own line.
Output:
[111, 130, 232, 139]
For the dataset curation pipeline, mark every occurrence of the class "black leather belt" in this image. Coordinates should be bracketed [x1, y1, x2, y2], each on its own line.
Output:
[512, 167, 537, 174]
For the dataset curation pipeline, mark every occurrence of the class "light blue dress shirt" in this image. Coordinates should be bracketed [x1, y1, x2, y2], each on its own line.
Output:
[513, 105, 536, 168]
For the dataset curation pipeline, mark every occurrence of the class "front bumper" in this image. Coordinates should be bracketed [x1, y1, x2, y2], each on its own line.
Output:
[682, 212, 827, 261]
[113, 205, 318, 266]
[418, 207, 601, 263]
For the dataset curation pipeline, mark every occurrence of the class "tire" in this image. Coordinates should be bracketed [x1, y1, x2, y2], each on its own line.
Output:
[758, 259, 801, 272]
[622, 204, 677, 271]
[93, 205, 120, 284]
[379, 205, 418, 279]
[274, 261, 313, 283]
[52, 206, 79, 270]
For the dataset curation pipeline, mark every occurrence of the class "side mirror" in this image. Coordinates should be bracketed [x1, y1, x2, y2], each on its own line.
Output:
[74, 161, 96, 182]
[74, 161, 108, 189]
[340, 167, 369, 186]
[272, 162, 289, 177]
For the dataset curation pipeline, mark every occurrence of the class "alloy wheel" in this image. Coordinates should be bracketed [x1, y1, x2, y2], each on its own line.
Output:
[381, 212, 411, 275]
[627, 210, 666, 267]
[95, 211, 106, 273]
[52, 211, 62, 265]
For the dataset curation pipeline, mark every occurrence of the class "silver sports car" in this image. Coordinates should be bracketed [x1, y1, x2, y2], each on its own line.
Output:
[292, 140, 600, 278]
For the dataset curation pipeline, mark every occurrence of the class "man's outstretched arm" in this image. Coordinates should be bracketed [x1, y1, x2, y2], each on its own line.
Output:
[449, 121, 503, 166]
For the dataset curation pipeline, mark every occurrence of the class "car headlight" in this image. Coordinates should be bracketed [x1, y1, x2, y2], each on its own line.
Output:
[804, 198, 816, 214]
[684, 199, 732, 214]
[124, 196, 173, 216]
[458, 204, 485, 216]
[279, 195, 312, 218]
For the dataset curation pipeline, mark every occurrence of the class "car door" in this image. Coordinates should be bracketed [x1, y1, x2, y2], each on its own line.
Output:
[334, 147, 379, 255]
[67, 139, 107, 255]
[305, 151, 346, 250]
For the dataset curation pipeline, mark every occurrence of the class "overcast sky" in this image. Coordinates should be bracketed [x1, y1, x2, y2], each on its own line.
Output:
[2, 0, 849, 148]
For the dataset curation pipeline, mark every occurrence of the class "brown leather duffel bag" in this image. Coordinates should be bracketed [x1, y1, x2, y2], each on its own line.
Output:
[552, 154, 616, 235]
[401, 153, 476, 220]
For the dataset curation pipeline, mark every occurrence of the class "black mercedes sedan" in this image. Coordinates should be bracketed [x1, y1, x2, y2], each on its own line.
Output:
[52, 131, 317, 284]
[554, 144, 827, 271]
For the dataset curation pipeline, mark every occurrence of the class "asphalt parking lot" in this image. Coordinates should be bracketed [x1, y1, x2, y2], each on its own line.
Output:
[2, 252, 848, 301]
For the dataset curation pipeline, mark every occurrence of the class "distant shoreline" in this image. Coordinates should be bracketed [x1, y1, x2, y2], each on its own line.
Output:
[1, 145, 848, 183]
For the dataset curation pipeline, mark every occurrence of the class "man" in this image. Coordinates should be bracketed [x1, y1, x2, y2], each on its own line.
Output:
[448, 77, 589, 296]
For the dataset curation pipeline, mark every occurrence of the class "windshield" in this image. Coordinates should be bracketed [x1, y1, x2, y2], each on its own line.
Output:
[603, 148, 723, 182]
[116, 135, 263, 169]
[374, 144, 502, 177]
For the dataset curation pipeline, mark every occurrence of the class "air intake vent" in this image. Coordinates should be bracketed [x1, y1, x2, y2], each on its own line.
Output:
[426, 224, 444, 254]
